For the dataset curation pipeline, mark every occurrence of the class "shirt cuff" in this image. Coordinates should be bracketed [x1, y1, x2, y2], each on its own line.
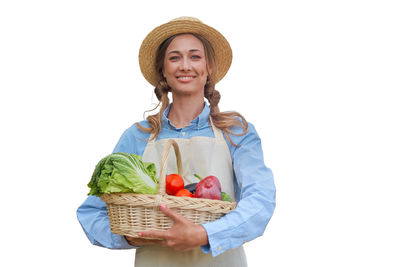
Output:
[201, 222, 235, 257]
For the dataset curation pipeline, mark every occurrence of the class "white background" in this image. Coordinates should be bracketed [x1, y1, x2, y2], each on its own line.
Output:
[1, 0, 399, 266]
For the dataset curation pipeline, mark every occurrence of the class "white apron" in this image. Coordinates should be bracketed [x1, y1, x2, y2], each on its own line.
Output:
[135, 121, 247, 267]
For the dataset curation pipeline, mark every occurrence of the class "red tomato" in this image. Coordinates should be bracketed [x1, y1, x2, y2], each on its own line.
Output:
[174, 188, 193, 197]
[165, 174, 184, 195]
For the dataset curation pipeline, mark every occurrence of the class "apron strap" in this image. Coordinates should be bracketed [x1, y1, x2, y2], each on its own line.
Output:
[148, 132, 157, 144]
[210, 118, 225, 141]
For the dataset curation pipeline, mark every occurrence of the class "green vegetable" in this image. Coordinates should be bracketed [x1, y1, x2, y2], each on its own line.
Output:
[194, 174, 203, 180]
[221, 192, 232, 202]
[88, 152, 158, 196]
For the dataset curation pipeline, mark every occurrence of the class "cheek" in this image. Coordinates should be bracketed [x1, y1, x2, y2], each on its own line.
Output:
[163, 60, 176, 76]
[195, 63, 208, 85]
[197, 62, 209, 76]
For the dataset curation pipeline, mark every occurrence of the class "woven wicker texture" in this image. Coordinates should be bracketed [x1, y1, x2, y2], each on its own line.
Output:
[138, 17, 232, 87]
[101, 139, 236, 239]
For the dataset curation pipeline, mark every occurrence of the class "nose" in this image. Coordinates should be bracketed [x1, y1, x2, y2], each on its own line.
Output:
[180, 56, 191, 71]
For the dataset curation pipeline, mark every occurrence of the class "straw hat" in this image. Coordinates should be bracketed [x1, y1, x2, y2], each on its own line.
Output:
[139, 17, 232, 87]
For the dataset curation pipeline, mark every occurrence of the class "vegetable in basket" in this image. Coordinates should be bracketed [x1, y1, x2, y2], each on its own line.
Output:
[88, 152, 158, 196]
[194, 175, 222, 200]
[174, 188, 193, 197]
[194, 174, 232, 201]
[184, 183, 197, 194]
[165, 174, 184, 195]
[221, 192, 232, 202]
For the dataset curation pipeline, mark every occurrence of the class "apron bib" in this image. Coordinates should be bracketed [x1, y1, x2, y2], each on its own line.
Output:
[134, 121, 247, 267]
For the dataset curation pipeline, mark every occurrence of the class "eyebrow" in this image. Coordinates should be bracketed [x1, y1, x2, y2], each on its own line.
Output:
[167, 49, 201, 55]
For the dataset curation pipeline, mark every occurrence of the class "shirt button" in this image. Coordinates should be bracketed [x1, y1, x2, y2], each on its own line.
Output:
[181, 132, 186, 136]
[217, 246, 222, 251]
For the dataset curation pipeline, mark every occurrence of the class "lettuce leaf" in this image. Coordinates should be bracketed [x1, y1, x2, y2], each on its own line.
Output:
[88, 152, 158, 196]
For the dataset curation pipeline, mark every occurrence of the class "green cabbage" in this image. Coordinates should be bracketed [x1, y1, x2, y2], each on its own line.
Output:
[88, 152, 158, 196]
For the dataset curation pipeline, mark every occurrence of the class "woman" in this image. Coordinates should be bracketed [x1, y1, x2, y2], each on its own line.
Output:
[77, 17, 276, 266]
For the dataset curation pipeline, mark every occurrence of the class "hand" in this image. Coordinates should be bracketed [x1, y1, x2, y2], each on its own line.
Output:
[125, 235, 164, 247]
[138, 204, 209, 252]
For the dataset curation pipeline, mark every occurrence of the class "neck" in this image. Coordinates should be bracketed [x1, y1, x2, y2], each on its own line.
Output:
[168, 94, 205, 129]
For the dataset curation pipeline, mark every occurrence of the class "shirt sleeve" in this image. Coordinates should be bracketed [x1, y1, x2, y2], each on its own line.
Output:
[201, 123, 276, 257]
[76, 195, 134, 249]
[76, 123, 148, 249]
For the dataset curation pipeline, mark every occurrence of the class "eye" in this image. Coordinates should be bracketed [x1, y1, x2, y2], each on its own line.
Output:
[191, 55, 201, 59]
[169, 56, 180, 61]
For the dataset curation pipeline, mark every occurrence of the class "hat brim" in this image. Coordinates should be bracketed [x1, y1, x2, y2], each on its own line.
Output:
[139, 18, 232, 87]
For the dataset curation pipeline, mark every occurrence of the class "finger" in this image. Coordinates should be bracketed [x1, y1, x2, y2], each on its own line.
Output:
[125, 236, 141, 246]
[125, 236, 164, 246]
[139, 230, 168, 240]
[160, 204, 187, 223]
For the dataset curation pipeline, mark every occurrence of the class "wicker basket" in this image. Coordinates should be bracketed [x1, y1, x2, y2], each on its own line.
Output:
[101, 139, 236, 239]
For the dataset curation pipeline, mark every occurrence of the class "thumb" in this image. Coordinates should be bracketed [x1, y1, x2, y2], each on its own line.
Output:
[160, 204, 186, 223]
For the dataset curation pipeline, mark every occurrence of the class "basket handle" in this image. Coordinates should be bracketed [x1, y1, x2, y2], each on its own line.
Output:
[158, 139, 183, 195]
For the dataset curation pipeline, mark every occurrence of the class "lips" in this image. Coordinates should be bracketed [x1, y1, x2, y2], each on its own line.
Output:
[176, 75, 196, 82]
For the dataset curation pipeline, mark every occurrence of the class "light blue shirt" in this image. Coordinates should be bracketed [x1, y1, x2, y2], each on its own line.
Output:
[77, 103, 276, 257]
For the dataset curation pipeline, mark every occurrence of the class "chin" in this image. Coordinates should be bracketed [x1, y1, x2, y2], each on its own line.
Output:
[171, 84, 204, 96]
[174, 89, 200, 97]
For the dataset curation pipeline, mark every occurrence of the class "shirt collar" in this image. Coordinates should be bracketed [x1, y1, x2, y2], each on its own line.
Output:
[162, 102, 210, 130]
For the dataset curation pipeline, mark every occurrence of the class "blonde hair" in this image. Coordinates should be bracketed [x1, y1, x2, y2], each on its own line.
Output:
[137, 33, 248, 146]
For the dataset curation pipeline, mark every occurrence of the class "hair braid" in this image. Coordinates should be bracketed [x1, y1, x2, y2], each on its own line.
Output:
[204, 78, 220, 114]
[137, 79, 170, 140]
[204, 78, 248, 147]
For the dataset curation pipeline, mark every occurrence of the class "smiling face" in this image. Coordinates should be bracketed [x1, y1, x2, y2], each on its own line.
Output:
[162, 34, 211, 96]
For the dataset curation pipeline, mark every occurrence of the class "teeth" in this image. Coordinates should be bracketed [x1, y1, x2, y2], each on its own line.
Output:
[178, 76, 193, 80]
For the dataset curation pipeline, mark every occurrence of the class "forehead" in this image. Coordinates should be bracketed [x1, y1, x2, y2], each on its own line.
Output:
[166, 34, 205, 52]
